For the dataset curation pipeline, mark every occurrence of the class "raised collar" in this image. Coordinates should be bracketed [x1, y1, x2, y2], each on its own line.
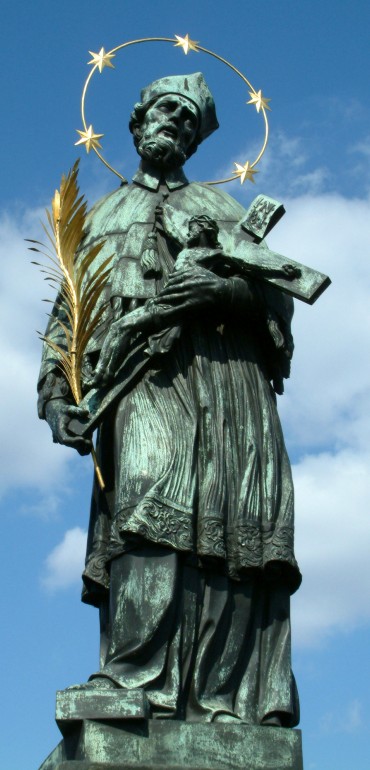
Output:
[132, 162, 189, 191]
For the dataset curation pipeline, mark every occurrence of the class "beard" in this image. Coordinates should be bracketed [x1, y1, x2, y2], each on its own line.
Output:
[137, 134, 187, 170]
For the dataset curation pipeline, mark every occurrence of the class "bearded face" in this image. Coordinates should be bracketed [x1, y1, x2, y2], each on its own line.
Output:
[137, 134, 187, 169]
[133, 95, 199, 170]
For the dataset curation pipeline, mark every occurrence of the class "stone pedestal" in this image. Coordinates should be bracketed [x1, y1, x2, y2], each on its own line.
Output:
[39, 691, 303, 770]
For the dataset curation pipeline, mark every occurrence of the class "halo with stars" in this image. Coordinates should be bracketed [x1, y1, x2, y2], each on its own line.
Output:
[76, 34, 271, 186]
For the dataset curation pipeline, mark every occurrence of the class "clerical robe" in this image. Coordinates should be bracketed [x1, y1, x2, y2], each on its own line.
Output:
[38, 165, 301, 724]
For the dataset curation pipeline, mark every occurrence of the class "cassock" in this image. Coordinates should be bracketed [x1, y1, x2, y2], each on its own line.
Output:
[38, 163, 301, 725]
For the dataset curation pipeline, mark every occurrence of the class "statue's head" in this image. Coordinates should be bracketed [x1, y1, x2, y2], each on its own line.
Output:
[186, 215, 221, 248]
[129, 73, 219, 170]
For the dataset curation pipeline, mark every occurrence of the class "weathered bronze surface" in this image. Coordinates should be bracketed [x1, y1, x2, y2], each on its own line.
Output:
[40, 719, 303, 770]
[38, 71, 329, 768]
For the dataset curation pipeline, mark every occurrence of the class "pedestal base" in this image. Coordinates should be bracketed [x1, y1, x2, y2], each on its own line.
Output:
[40, 719, 303, 770]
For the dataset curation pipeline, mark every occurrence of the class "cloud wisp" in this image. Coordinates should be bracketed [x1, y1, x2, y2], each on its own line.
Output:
[292, 448, 370, 647]
[320, 698, 363, 734]
[41, 526, 87, 591]
[0, 208, 73, 498]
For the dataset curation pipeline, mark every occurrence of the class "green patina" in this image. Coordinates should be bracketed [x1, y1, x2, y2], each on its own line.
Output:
[37, 71, 329, 769]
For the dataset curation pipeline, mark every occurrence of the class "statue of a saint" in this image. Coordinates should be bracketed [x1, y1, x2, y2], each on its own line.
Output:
[38, 73, 302, 727]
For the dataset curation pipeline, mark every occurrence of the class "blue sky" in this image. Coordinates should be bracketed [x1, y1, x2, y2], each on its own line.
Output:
[1, 1, 370, 768]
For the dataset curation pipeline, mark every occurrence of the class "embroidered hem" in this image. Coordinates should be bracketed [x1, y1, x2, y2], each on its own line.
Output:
[81, 496, 301, 605]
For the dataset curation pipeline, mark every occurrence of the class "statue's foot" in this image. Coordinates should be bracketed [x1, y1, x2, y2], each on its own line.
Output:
[66, 676, 117, 691]
[261, 711, 283, 727]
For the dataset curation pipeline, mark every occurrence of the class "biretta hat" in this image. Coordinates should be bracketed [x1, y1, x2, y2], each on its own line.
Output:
[140, 72, 219, 143]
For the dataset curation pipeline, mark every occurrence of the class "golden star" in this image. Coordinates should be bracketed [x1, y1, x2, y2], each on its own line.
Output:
[247, 89, 271, 113]
[75, 125, 104, 153]
[88, 47, 115, 73]
[174, 34, 199, 55]
[233, 161, 258, 184]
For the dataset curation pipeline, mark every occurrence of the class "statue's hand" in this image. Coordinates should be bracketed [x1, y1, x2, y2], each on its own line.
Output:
[86, 268, 228, 388]
[87, 324, 133, 388]
[88, 300, 168, 388]
[154, 266, 228, 318]
[44, 400, 92, 456]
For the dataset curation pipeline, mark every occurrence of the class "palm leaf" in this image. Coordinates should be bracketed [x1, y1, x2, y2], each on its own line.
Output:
[77, 306, 108, 355]
[31, 160, 114, 490]
[30, 159, 114, 404]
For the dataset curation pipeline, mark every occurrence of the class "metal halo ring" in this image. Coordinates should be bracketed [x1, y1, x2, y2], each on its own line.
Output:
[76, 35, 270, 186]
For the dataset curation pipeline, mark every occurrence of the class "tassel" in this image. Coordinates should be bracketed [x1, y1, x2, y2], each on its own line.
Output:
[267, 315, 285, 350]
[140, 232, 162, 278]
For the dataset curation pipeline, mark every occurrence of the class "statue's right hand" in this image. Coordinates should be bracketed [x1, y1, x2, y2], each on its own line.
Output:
[44, 400, 92, 456]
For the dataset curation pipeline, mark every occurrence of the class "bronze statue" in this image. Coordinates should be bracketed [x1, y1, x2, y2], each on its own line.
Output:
[38, 72, 319, 728]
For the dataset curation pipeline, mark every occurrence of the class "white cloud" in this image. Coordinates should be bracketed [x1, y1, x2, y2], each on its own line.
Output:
[292, 449, 370, 647]
[349, 138, 370, 194]
[41, 526, 87, 591]
[258, 132, 331, 197]
[287, 167, 330, 196]
[19, 493, 61, 520]
[220, 130, 331, 200]
[268, 192, 370, 456]
[351, 135, 370, 159]
[264, 191, 370, 645]
[0, 208, 75, 498]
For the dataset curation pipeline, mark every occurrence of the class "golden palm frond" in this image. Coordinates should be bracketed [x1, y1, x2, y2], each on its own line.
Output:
[28, 160, 114, 489]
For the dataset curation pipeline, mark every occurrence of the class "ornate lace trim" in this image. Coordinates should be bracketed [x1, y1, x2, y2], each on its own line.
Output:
[112, 496, 194, 553]
[83, 499, 300, 602]
[83, 541, 110, 596]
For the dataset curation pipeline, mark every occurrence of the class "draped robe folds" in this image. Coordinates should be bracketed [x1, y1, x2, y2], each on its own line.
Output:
[38, 168, 301, 725]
